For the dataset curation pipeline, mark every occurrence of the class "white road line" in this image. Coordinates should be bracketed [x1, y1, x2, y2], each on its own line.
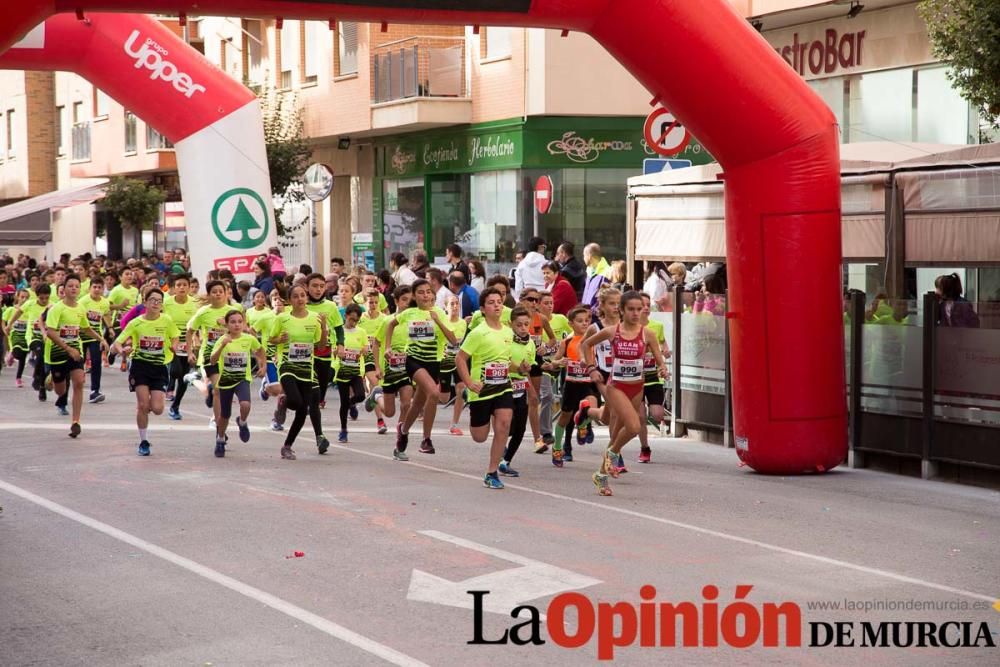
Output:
[328, 445, 998, 605]
[420, 529, 552, 567]
[0, 479, 429, 667]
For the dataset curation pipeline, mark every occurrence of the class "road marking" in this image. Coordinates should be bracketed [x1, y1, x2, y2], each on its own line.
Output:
[0, 479, 429, 667]
[325, 445, 998, 605]
[407, 531, 601, 614]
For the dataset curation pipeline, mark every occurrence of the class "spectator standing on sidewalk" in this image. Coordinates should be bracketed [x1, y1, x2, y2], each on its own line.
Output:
[514, 236, 547, 300]
[555, 242, 587, 300]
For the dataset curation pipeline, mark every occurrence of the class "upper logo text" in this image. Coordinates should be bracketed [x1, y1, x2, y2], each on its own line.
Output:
[123, 30, 206, 98]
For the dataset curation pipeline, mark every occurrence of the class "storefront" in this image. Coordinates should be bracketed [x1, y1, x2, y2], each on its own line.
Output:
[373, 116, 713, 271]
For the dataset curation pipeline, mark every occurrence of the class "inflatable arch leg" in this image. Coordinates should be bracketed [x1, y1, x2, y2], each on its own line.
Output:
[1, 0, 846, 474]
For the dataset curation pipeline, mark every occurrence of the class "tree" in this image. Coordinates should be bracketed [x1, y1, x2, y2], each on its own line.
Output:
[101, 176, 166, 230]
[258, 86, 312, 235]
[919, 0, 1000, 133]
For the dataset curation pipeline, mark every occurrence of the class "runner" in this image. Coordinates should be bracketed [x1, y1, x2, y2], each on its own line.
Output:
[45, 276, 108, 437]
[498, 306, 536, 477]
[111, 288, 179, 456]
[437, 294, 468, 436]
[108, 268, 139, 371]
[269, 283, 330, 460]
[333, 304, 368, 443]
[363, 285, 413, 433]
[548, 306, 597, 467]
[3, 288, 31, 387]
[257, 288, 288, 431]
[162, 273, 199, 420]
[383, 279, 459, 459]
[78, 278, 112, 403]
[468, 276, 513, 330]
[22, 288, 52, 401]
[305, 272, 345, 410]
[518, 287, 555, 452]
[209, 310, 266, 457]
[187, 280, 231, 424]
[581, 290, 669, 496]
[534, 291, 571, 453]
[358, 288, 388, 434]
[575, 288, 622, 446]
[455, 287, 515, 488]
[638, 292, 670, 463]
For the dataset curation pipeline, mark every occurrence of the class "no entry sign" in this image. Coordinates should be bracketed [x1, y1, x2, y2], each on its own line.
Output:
[535, 175, 554, 214]
[643, 107, 690, 157]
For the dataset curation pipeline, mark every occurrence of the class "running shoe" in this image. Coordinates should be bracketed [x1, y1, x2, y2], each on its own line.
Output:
[349, 405, 358, 421]
[107, 351, 116, 366]
[585, 424, 595, 444]
[317, 434, 330, 455]
[31, 376, 41, 392]
[15, 378, 23, 388]
[592, 472, 613, 496]
[377, 419, 387, 435]
[393, 448, 409, 461]
[483, 472, 505, 490]
[573, 400, 591, 428]
[214, 438, 226, 458]
[204, 389, 213, 409]
[533, 438, 548, 454]
[395, 423, 409, 453]
[270, 419, 284, 432]
[88, 391, 105, 404]
[138, 440, 151, 456]
[69, 422, 81, 439]
[604, 448, 620, 479]
[616, 453, 628, 474]
[183, 370, 201, 385]
[448, 426, 463, 436]
[542, 433, 555, 446]
[165, 391, 174, 402]
[498, 461, 519, 477]
[258, 378, 269, 401]
[419, 438, 435, 454]
[319, 400, 326, 410]
[168, 407, 182, 421]
[562, 452, 574, 462]
[280, 445, 296, 460]
[638, 447, 652, 464]
[237, 417, 251, 443]
[364, 386, 383, 412]
[120, 358, 127, 372]
[338, 430, 348, 443]
[56, 405, 70, 417]
[551, 450, 564, 467]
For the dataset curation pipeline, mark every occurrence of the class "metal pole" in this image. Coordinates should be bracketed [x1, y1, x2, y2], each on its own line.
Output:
[921, 291, 937, 480]
[670, 284, 683, 438]
[311, 199, 319, 272]
[848, 290, 865, 467]
[723, 289, 732, 448]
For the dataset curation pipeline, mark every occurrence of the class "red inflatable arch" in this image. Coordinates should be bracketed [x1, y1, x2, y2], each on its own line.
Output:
[0, 1, 847, 475]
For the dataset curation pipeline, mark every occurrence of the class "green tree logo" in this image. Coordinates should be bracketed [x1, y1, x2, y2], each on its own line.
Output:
[211, 188, 270, 250]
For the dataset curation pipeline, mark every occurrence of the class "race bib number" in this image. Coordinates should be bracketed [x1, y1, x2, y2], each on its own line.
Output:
[60, 325, 80, 342]
[224, 352, 248, 372]
[288, 342, 313, 361]
[408, 321, 435, 341]
[483, 362, 509, 385]
[206, 329, 224, 342]
[13, 320, 27, 332]
[342, 349, 361, 367]
[612, 358, 643, 382]
[566, 360, 590, 383]
[86, 311, 102, 327]
[512, 379, 528, 397]
[387, 352, 406, 373]
[139, 335, 164, 355]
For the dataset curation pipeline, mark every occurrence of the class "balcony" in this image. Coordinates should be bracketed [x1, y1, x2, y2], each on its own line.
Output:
[371, 36, 472, 131]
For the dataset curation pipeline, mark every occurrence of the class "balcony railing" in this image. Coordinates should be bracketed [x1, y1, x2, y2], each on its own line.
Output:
[71, 121, 91, 161]
[372, 36, 466, 104]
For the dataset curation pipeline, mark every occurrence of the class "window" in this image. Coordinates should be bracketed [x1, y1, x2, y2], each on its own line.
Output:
[5, 110, 14, 158]
[146, 124, 173, 150]
[336, 21, 358, 76]
[484, 27, 512, 60]
[302, 21, 322, 84]
[94, 89, 110, 118]
[279, 20, 297, 88]
[243, 19, 263, 88]
[124, 111, 137, 153]
[56, 105, 66, 156]
[72, 101, 84, 124]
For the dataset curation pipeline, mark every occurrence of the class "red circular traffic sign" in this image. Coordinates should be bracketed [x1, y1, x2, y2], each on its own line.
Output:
[534, 175, 554, 214]
[644, 107, 691, 157]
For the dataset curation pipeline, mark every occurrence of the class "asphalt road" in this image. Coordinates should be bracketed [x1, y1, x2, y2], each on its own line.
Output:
[1, 363, 998, 666]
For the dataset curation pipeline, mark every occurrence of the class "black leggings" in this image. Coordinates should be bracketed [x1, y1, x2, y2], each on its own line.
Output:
[336, 376, 365, 430]
[30, 340, 46, 397]
[315, 358, 334, 402]
[502, 393, 529, 464]
[281, 376, 322, 447]
[12, 347, 27, 379]
[84, 340, 102, 393]
[169, 356, 190, 410]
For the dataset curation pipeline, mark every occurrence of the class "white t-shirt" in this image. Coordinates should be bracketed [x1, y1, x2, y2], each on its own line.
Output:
[643, 273, 668, 309]
[435, 285, 452, 310]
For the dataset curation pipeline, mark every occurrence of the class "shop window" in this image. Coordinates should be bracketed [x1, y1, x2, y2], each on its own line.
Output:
[382, 178, 425, 265]
[848, 68, 912, 144]
[470, 170, 520, 266]
[915, 67, 973, 144]
[336, 21, 358, 76]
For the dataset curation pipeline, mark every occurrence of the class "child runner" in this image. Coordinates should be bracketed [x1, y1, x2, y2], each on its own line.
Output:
[534, 291, 571, 453]
[498, 306, 536, 477]
[78, 278, 112, 404]
[363, 285, 413, 432]
[549, 306, 597, 466]
[456, 287, 515, 488]
[187, 280, 231, 424]
[575, 288, 622, 446]
[23, 289, 52, 400]
[112, 288, 179, 455]
[162, 273, 199, 420]
[210, 310, 266, 457]
[582, 290, 669, 496]
[517, 287, 555, 452]
[3, 289, 31, 387]
[334, 303, 369, 443]
[108, 268, 140, 371]
[45, 276, 108, 437]
[257, 289, 288, 431]
[638, 292, 670, 463]
[437, 294, 468, 436]
[384, 279, 459, 459]
[358, 289, 388, 434]
[305, 272, 345, 410]
[269, 283, 330, 460]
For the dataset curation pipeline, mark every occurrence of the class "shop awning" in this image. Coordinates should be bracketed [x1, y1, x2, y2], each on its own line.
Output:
[0, 180, 107, 244]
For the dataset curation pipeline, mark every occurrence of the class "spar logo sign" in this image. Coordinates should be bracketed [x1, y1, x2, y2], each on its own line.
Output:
[211, 188, 270, 250]
[123, 30, 206, 98]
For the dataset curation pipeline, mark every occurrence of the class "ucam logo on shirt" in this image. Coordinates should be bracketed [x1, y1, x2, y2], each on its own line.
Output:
[123, 30, 206, 98]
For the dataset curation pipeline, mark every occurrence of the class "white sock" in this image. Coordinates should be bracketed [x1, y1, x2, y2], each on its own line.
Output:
[138, 428, 147, 441]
